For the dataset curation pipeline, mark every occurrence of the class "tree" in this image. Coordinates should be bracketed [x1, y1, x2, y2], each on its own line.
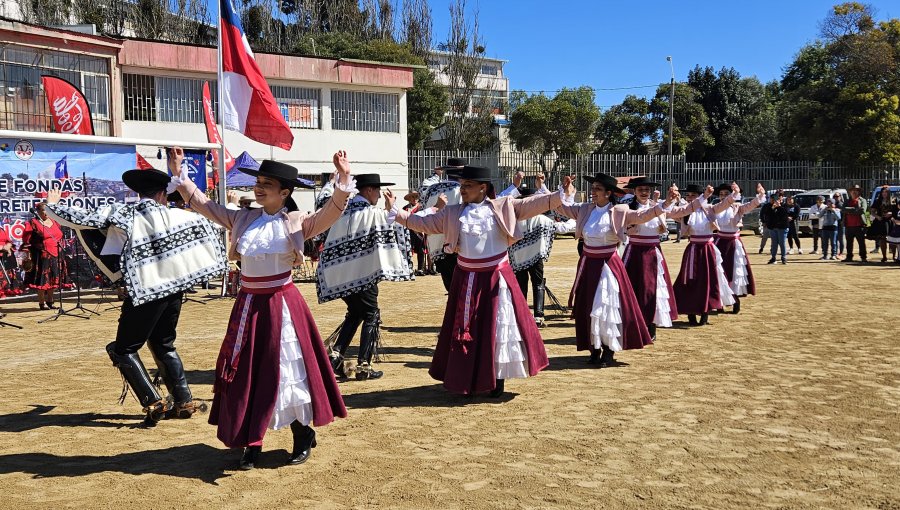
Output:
[594, 95, 660, 154]
[650, 82, 714, 160]
[509, 86, 600, 171]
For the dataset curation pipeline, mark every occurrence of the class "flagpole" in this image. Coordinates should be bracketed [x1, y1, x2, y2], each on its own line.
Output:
[216, 0, 227, 207]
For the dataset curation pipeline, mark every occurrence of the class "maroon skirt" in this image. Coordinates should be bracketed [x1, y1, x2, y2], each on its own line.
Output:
[715, 232, 756, 297]
[622, 237, 678, 326]
[570, 245, 652, 352]
[673, 236, 725, 315]
[431, 253, 549, 395]
[209, 273, 346, 448]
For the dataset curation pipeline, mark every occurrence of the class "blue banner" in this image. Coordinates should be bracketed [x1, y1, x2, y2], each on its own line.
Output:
[181, 150, 208, 193]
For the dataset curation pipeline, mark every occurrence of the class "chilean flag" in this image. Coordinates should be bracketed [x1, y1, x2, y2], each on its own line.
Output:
[219, 0, 293, 150]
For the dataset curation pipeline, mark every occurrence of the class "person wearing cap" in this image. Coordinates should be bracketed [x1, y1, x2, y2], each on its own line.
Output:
[555, 173, 682, 366]
[807, 196, 826, 255]
[842, 184, 869, 262]
[45, 161, 228, 427]
[386, 166, 570, 397]
[319, 173, 414, 381]
[619, 176, 678, 340]
[819, 198, 841, 260]
[419, 158, 467, 291]
[171, 147, 351, 470]
[667, 183, 740, 326]
[712, 182, 766, 314]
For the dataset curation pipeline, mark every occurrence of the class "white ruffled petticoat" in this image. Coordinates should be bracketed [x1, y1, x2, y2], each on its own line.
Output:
[730, 239, 750, 296]
[269, 297, 314, 430]
[589, 264, 624, 351]
[495, 276, 529, 379]
[652, 247, 674, 328]
[712, 245, 736, 307]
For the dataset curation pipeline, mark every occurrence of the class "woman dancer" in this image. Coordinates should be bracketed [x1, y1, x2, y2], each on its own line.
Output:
[556, 173, 681, 367]
[171, 147, 351, 470]
[668, 183, 739, 326]
[388, 166, 569, 397]
[20, 202, 64, 310]
[621, 177, 678, 342]
[713, 182, 766, 314]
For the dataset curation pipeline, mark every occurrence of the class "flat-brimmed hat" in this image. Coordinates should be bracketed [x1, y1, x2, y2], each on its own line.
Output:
[626, 176, 661, 189]
[848, 184, 862, 192]
[584, 173, 624, 194]
[438, 157, 468, 171]
[715, 182, 734, 194]
[166, 191, 184, 203]
[456, 166, 493, 183]
[682, 184, 705, 195]
[403, 190, 420, 202]
[518, 186, 537, 197]
[355, 174, 396, 188]
[122, 168, 171, 195]
[239, 160, 314, 189]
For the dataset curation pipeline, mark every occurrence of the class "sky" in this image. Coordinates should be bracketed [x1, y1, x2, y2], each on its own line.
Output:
[427, 0, 899, 109]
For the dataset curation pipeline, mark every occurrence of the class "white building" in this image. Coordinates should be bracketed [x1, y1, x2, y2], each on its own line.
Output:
[426, 50, 509, 123]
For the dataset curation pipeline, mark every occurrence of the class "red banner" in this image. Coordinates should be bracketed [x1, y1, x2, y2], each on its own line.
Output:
[41, 75, 94, 136]
[203, 82, 234, 186]
[136, 153, 154, 170]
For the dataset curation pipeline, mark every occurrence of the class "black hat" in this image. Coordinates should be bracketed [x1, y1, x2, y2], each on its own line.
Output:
[682, 184, 705, 195]
[456, 166, 493, 183]
[122, 168, 171, 195]
[518, 186, 537, 197]
[238, 160, 314, 189]
[626, 176, 661, 189]
[166, 191, 184, 203]
[355, 174, 396, 188]
[584, 173, 624, 194]
[715, 182, 732, 193]
[438, 157, 468, 170]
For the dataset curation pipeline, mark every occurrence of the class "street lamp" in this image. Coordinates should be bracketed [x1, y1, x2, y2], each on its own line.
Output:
[666, 56, 674, 158]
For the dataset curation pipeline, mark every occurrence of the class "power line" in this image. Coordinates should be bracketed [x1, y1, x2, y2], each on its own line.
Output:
[512, 84, 662, 94]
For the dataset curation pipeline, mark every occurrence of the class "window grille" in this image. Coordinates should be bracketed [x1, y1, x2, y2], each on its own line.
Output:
[330, 90, 399, 133]
[271, 85, 320, 129]
[122, 73, 218, 124]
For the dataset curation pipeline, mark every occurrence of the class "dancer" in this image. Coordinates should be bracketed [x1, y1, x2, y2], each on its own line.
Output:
[555, 173, 680, 367]
[620, 176, 678, 342]
[171, 147, 350, 470]
[713, 182, 766, 314]
[387, 166, 569, 397]
[668, 183, 739, 326]
[20, 202, 64, 310]
[45, 168, 226, 426]
[318, 173, 414, 381]
[420, 158, 466, 291]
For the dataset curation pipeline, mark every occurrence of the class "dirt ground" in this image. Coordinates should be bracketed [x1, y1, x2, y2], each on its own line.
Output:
[0, 236, 897, 510]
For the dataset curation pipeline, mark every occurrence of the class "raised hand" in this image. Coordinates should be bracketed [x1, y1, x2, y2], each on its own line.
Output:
[435, 193, 449, 210]
[535, 172, 546, 189]
[333, 150, 351, 184]
[731, 182, 740, 194]
[561, 174, 575, 195]
[383, 189, 396, 211]
[167, 147, 184, 177]
[666, 186, 680, 205]
[227, 190, 239, 205]
[704, 185, 715, 199]
[47, 188, 62, 205]
[652, 190, 661, 201]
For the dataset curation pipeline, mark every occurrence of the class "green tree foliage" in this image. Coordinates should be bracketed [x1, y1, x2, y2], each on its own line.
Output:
[779, 3, 900, 164]
[594, 95, 660, 154]
[509, 87, 600, 170]
[650, 82, 714, 160]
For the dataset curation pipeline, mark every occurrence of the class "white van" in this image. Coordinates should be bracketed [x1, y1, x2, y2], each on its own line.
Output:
[795, 188, 848, 234]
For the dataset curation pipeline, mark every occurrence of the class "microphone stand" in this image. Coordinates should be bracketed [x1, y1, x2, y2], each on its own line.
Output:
[38, 234, 91, 323]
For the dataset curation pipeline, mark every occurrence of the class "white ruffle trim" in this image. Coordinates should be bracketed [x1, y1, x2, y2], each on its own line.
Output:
[589, 264, 624, 351]
[459, 202, 496, 236]
[652, 248, 673, 328]
[269, 297, 313, 430]
[495, 277, 528, 379]
[712, 245, 736, 307]
[237, 211, 291, 257]
[730, 239, 750, 296]
[335, 175, 358, 195]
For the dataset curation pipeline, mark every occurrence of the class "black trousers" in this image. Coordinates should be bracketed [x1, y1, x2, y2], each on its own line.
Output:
[114, 292, 183, 355]
[515, 260, 545, 318]
[811, 220, 820, 251]
[333, 285, 380, 363]
[845, 226, 867, 261]
[787, 222, 801, 249]
[434, 254, 458, 292]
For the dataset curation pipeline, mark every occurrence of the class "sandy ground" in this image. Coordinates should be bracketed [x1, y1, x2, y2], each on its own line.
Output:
[0, 236, 897, 510]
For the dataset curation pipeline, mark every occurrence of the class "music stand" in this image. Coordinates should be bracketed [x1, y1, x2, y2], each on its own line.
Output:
[38, 237, 92, 323]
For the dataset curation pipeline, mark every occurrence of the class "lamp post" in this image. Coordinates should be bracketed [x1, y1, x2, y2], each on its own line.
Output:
[666, 56, 674, 157]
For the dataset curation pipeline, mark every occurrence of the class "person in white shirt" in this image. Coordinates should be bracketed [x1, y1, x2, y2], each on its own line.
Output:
[807, 196, 826, 254]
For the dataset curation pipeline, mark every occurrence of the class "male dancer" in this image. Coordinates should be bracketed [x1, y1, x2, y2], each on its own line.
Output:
[45, 165, 226, 425]
[420, 158, 466, 291]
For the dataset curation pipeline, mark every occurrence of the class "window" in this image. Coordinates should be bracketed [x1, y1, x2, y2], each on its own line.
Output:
[0, 44, 111, 135]
[331, 90, 399, 133]
[123, 74, 218, 124]
[271, 85, 320, 129]
[480, 64, 499, 76]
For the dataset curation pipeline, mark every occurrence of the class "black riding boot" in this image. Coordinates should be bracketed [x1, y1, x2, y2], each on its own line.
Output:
[732, 297, 741, 314]
[598, 346, 616, 367]
[533, 281, 546, 326]
[106, 342, 167, 426]
[489, 378, 505, 398]
[699, 313, 709, 325]
[240, 445, 262, 470]
[356, 315, 384, 380]
[688, 315, 699, 326]
[588, 347, 601, 364]
[149, 346, 196, 418]
[288, 421, 317, 465]
[332, 313, 363, 358]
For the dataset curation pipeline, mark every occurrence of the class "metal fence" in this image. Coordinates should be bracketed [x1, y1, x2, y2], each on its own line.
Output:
[408, 150, 900, 196]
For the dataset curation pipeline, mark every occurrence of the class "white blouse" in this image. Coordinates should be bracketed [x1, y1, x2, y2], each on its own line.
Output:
[582, 203, 617, 247]
[236, 209, 295, 277]
[631, 201, 665, 236]
[457, 201, 508, 259]
[687, 207, 715, 236]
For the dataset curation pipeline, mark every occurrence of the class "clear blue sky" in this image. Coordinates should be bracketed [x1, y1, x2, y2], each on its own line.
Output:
[428, 0, 898, 109]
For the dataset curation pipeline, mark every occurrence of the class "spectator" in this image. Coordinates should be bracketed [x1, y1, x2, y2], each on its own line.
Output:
[842, 184, 868, 262]
[869, 185, 894, 263]
[402, 191, 427, 275]
[887, 194, 900, 263]
[758, 197, 772, 254]
[833, 192, 845, 257]
[808, 196, 825, 254]
[785, 196, 803, 254]
[766, 193, 789, 264]
[819, 199, 841, 260]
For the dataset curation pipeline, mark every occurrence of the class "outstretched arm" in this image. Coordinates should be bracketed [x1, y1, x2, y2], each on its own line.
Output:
[300, 151, 354, 238]
[170, 147, 240, 231]
[44, 188, 115, 231]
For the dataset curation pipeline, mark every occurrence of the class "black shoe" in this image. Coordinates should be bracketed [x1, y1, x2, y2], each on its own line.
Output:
[732, 299, 741, 315]
[288, 422, 317, 465]
[239, 445, 262, 470]
[39, 303, 46, 311]
[488, 379, 505, 398]
[767, 259, 776, 264]
[587, 348, 601, 364]
[355, 362, 383, 380]
[647, 324, 657, 342]
[142, 400, 170, 427]
[329, 354, 347, 379]
[46, 302, 56, 309]
[781, 259, 787, 264]
[598, 348, 615, 368]
[688, 314, 699, 326]
[699, 313, 709, 326]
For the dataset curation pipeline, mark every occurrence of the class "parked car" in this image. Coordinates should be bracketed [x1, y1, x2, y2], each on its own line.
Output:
[795, 188, 848, 235]
[869, 185, 900, 205]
